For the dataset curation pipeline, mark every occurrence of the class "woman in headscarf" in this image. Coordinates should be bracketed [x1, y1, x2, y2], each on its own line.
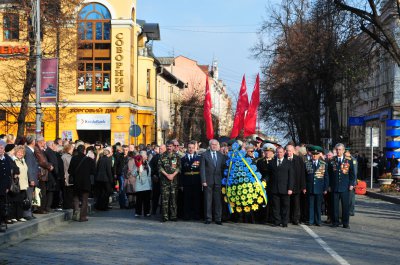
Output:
[134, 151, 152, 217]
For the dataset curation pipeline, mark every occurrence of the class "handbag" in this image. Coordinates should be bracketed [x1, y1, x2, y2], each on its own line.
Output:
[9, 177, 20, 194]
[22, 191, 31, 210]
[32, 187, 41, 207]
[39, 167, 49, 182]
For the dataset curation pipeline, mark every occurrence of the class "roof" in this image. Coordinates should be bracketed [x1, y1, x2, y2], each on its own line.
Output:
[157, 66, 186, 89]
[198, 65, 209, 75]
[137, 19, 160, 41]
[157, 57, 175, 65]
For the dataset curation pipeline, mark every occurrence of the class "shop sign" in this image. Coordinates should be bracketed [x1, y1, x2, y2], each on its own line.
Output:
[114, 33, 124, 92]
[77, 114, 111, 130]
[0, 45, 29, 55]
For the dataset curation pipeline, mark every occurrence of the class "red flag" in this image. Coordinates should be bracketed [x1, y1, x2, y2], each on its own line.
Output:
[203, 76, 214, 140]
[244, 74, 260, 137]
[230, 75, 249, 139]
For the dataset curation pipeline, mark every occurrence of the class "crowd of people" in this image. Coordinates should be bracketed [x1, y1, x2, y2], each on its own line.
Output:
[0, 132, 382, 233]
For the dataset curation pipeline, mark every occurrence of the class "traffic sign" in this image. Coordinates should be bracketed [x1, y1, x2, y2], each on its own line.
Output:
[129, 124, 141, 137]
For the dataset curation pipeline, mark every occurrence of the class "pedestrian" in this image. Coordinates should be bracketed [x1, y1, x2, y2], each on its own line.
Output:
[200, 139, 226, 225]
[61, 144, 74, 209]
[72, 147, 96, 222]
[14, 145, 30, 222]
[124, 151, 137, 209]
[45, 141, 59, 212]
[267, 146, 294, 227]
[0, 140, 12, 232]
[149, 145, 164, 215]
[305, 146, 328, 226]
[134, 152, 152, 217]
[24, 136, 38, 219]
[94, 147, 113, 211]
[180, 141, 201, 220]
[34, 136, 54, 214]
[345, 149, 357, 217]
[285, 144, 306, 225]
[114, 145, 126, 209]
[328, 143, 355, 229]
[158, 140, 181, 222]
[256, 143, 276, 224]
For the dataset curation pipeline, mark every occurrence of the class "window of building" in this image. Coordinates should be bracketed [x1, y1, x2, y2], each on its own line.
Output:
[77, 4, 111, 93]
[3, 13, 19, 41]
[146, 69, 151, 98]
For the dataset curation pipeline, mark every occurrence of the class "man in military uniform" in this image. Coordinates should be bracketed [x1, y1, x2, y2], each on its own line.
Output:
[345, 148, 357, 216]
[328, 143, 355, 229]
[180, 141, 202, 220]
[305, 146, 328, 226]
[158, 140, 181, 222]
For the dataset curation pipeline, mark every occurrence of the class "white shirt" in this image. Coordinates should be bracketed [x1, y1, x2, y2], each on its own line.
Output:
[27, 145, 35, 153]
[277, 158, 283, 166]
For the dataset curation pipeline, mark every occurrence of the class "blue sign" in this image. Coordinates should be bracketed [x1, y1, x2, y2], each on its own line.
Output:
[129, 125, 141, 137]
[348, 117, 364, 126]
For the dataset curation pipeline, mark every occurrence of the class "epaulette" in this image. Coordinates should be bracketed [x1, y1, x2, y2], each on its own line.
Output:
[319, 159, 326, 165]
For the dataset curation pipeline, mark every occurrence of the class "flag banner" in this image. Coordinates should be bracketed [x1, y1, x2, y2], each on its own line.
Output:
[244, 74, 260, 137]
[230, 75, 249, 139]
[40, 58, 58, 103]
[203, 76, 214, 140]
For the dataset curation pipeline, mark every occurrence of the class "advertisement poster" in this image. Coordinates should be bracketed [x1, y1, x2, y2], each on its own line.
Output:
[114, 132, 125, 145]
[76, 114, 111, 130]
[40, 58, 58, 103]
[62, 130, 73, 141]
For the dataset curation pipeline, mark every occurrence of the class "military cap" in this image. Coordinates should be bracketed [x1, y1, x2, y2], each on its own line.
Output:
[262, 143, 276, 152]
[309, 145, 324, 155]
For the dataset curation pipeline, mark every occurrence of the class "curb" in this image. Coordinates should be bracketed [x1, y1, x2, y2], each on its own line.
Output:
[0, 209, 73, 247]
[365, 190, 400, 204]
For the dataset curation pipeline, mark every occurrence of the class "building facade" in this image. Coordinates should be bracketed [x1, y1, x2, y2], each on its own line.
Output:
[0, 0, 159, 145]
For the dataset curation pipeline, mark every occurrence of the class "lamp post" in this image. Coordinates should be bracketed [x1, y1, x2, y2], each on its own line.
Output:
[35, 0, 42, 139]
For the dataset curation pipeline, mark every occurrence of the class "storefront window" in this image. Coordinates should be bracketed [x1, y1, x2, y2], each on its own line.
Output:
[77, 4, 111, 93]
[3, 14, 19, 41]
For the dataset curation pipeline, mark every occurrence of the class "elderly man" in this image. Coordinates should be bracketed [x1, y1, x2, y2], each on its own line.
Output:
[34, 136, 54, 214]
[200, 139, 226, 225]
[24, 136, 38, 220]
[285, 144, 306, 225]
[328, 143, 355, 229]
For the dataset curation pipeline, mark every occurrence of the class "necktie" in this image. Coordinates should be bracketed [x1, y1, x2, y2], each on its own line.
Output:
[278, 159, 281, 167]
[313, 161, 317, 170]
[212, 152, 217, 166]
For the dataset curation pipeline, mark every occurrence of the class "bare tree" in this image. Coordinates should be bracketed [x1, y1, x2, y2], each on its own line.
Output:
[334, 0, 400, 66]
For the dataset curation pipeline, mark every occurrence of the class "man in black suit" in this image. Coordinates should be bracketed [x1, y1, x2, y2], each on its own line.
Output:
[180, 141, 202, 220]
[200, 139, 226, 225]
[268, 146, 294, 227]
[285, 144, 306, 225]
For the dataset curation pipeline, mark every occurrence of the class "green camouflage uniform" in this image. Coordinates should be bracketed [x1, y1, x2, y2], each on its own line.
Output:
[158, 151, 181, 220]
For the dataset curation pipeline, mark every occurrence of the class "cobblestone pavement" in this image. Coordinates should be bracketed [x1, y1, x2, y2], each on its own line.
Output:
[0, 195, 399, 265]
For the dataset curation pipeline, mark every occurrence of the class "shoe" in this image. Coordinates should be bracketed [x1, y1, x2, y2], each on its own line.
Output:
[145, 214, 151, 217]
[170, 218, 177, 222]
[292, 221, 299, 225]
[79, 218, 88, 222]
[215, 221, 223, 225]
[161, 218, 168, 222]
[11, 219, 18, 223]
[315, 223, 321, 226]
[24, 216, 33, 221]
[306, 222, 314, 226]
[107, 206, 113, 209]
[343, 224, 350, 229]
[6, 220, 13, 224]
[134, 214, 140, 217]
[35, 210, 48, 214]
[18, 218, 27, 222]
[331, 224, 339, 228]
[282, 224, 288, 227]
[204, 221, 211, 224]
[0, 228, 5, 233]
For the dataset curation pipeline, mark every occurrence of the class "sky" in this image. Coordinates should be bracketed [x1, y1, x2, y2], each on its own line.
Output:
[137, 0, 280, 101]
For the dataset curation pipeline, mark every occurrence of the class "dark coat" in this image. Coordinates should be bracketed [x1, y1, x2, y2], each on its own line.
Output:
[200, 150, 226, 186]
[96, 156, 113, 183]
[305, 160, 329, 194]
[45, 148, 59, 191]
[267, 157, 294, 194]
[74, 156, 96, 192]
[180, 153, 201, 186]
[24, 146, 39, 184]
[286, 155, 306, 194]
[328, 156, 356, 193]
[113, 152, 124, 176]
[0, 155, 13, 196]
[68, 153, 86, 185]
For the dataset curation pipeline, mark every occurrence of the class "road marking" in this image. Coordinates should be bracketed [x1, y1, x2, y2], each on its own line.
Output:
[301, 225, 350, 265]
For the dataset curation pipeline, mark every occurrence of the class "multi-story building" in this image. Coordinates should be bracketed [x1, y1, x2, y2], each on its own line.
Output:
[0, 0, 159, 145]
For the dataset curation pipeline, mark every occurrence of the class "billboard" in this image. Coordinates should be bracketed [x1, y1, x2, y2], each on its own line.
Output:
[40, 58, 58, 103]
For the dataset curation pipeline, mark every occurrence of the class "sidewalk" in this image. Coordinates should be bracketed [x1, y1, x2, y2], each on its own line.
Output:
[0, 209, 73, 246]
[364, 179, 400, 204]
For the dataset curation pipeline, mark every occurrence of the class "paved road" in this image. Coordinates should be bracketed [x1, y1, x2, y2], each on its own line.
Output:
[0, 196, 399, 265]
